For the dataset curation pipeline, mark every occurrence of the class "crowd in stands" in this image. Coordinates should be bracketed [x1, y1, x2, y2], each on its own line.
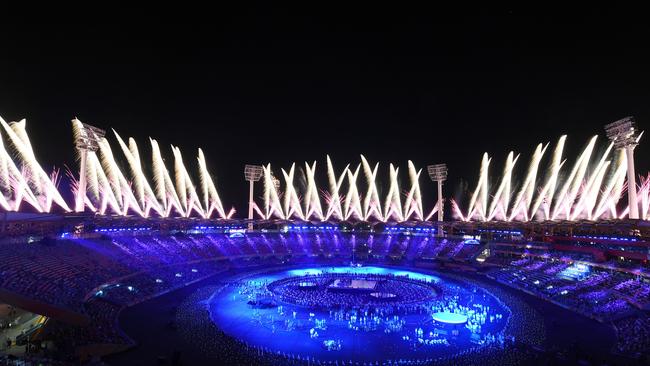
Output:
[418, 238, 483, 261]
[485, 256, 642, 321]
[614, 278, 650, 305]
[0, 238, 131, 311]
[1, 228, 649, 364]
[0, 354, 78, 366]
[483, 246, 650, 360]
[0, 232, 482, 318]
[0, 233, 241, 363]
[613, 316, 650, 356]
[57, 261, 230, 349]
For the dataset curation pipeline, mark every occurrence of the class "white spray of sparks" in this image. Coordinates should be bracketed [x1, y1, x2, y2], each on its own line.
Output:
[487, 152, 519, 221]
[344, 164, 364, 220]
[282, 163, 305, 220]
[0, 117, 69, 212]
[263, 164, 284, 219]
[260, 157, 433, 222]
[324, 155, 348, 220]
[403, 161, 424, 221]
[70, 119, 232, 218]
[455, 134, 637, 222]
[384, 164, 403, 221]
[360, 155, 382, 221]
[4, 113, 649, 223]
[304, 161, 324, 220]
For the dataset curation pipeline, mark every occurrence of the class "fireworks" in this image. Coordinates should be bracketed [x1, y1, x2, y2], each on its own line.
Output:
[257, 155, 438, 222]
[0, 116, 70, 213]
[0, 112, 646, 223]
[453, 134, 638, 222]
[71, 119, 232, 219]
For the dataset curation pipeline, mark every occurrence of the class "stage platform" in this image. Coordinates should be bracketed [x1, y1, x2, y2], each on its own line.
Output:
[432, 312, 468, 325]
[328, 278, 378, 292]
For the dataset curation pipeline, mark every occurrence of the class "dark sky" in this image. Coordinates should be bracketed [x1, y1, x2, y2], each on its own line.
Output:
[1, 8, 650, 216]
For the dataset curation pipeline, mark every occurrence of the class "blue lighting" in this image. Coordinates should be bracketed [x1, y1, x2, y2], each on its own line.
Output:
[207, 266, 509, 362]
[573, 234, 639, 242]
[559, 263, 590, 281]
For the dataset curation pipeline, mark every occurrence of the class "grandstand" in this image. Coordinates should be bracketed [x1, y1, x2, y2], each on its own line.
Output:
[0, 215, 648, 365]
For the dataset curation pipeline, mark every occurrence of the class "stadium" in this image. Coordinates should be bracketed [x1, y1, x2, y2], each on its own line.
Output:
[5, 10, 650, 366]
[0, 114, 649, 366]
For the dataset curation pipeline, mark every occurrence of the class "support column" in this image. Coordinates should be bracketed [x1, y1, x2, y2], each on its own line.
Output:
[75, 150, 87, 213]
[437, 180, 444, 222]
[626, 145, 639, 219]
[437, 180, 444, 237]
[248, 180, 255, 230]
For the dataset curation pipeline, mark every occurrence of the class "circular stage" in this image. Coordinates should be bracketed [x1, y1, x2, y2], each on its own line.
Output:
[432, 311, 468, 325]
[200, 266, 512, 363]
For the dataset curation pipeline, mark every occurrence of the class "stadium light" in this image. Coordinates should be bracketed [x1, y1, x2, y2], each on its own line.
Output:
[605, 117, 642, 219]
[244, 165, 264, 228]
[427, 164, 447, 227]
[72, 119, 105, 213]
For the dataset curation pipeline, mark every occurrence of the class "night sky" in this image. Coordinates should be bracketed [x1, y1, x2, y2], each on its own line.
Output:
[1, 8, 650, 216]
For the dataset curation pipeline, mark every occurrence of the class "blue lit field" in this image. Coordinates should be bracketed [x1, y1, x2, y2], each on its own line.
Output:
[207, 266, 512, 363]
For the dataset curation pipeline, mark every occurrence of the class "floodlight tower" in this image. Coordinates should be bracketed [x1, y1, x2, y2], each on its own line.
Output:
[427, 164, 448, 229]
[72, 119, 105, 213]
[605, 117, 642, 219]
[244, 165, 263, 229]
